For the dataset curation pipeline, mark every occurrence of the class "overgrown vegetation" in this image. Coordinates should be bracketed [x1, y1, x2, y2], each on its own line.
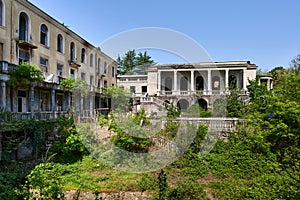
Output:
[1, 62, 300, 199]
[8, 62, 44, 86]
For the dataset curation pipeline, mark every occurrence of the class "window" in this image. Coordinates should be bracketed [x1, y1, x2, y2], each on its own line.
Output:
[0, 43, 3, 60]
[70, 42, 76, 62]
[90, 53, 94, 67]
[81, 72, 86, 81]
[97, 58, 101, 73]
[56, 94, 63, 111]
[57, 64, 63, 76]
[90, 75, 94, 86]
[130, 86, 136, 93]
[0, 0, 4, 26]
[112, 66, 115, 77]
[19, 49, 29, 64]
[57, 34, 63, 53]
[104, 80, 107, 88]
[81, 48, 86, 63]
[142, 86, 147, 93]
[97, 79, 101, 88]
[40, 57, 48, 66]
[104, 61, 107, 73]
[40, 24, 48, 46]
[70, 69, 75, 78]
[40, 57, 48, 73]
[19, 12, 29, 41]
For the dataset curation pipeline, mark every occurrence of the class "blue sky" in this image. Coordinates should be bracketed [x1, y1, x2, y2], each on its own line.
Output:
[29, 0, 300, 70]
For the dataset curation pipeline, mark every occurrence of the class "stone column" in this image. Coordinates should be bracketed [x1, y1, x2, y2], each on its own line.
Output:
[225, 69, 229, 90]
[29, 84, 35, 118]
[0, 81, 6, 110]
[174, 70, 177, 93]
[157, 70, 161, 94]
[207, 70, 212, 94]
[243, 69, 247, 90]
[191, 70, 194, 93]
[50, 88, 55, 112]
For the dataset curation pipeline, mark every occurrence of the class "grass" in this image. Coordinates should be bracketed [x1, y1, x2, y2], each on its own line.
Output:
[50, 155, 157, 193]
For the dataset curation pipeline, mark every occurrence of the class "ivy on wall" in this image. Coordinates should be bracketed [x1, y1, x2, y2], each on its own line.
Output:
[8, 62, 44, 86]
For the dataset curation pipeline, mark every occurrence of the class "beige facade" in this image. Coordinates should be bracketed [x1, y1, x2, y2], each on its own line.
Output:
[0, 0, 117, 118]
[118, 61, 258, 111]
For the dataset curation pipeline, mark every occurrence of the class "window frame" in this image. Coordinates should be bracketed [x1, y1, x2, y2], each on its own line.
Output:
[57, 34, 64, 53]
[40, 24, 49, 46]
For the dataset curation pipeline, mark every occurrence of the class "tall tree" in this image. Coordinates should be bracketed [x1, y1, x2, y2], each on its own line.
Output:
[289, 54, 300, 76]
[117, 50, 155, 75]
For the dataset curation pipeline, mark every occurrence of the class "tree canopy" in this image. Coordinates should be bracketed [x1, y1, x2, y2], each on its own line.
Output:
[246, 67, 300, 183]
[117, 50, 155, 75]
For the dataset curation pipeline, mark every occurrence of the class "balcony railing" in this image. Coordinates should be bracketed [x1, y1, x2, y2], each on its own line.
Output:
[0, 61, 18, 74]
[2, 111, 69, 121]
[158, 89, 247, 96]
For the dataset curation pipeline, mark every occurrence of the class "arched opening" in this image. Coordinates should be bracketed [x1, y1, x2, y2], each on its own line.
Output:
[198, 98, 208, 111]
[57, 34, 63, 53]
[164, 100, 170, 109]
[177, 99, 189, 111]
[212, 76, 220, 90]
[213, 98, 227, 117]
[97, 58, 101, 73]
[229, 75, 237, 90]
[70, 42, 75, 62]
[81, 48, 86, 63]
[196, 76, 204, 90]
[165, 77, 172, 91]
[180, 76, 188, 91]
[19, 12, 29, 41]
[40, 24, 48, 46]
[90, 53, 94, 67]
[0, 0, 4, 26]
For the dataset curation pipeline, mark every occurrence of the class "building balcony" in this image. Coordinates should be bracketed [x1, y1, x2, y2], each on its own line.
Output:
[0, 61, 18, 74]
[2, 111, 69, 121]
[158, 89, 248, 96]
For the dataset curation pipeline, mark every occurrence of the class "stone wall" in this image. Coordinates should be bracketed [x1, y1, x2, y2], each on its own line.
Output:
[64, 190, 152, 200]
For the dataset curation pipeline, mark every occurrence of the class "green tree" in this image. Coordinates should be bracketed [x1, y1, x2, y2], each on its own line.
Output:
[246, 69, 300, 183]
[8, 62, 44, 86]
[103, 85, 132, 110]
[226, 89, 245, 117]
[289, 54, 300, 75]
[117, 50, 155, 75]
[59, 78, 89, 97]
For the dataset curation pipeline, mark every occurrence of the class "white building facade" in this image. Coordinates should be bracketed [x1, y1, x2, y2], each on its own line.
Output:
[118, 61, 257, 111]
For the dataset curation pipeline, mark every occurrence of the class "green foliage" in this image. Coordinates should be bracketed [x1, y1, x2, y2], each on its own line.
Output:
[226, 89, 245, 117]
[51, 117, 88, 164]
[1, 119, 47, 161]
[8, 62, 44, 86]
[109, 110, 152, 153]
[184, 103, 212, 117]
[166, 103, 181, 119]
[131, 108, 151, 126]
[289, 54, 300, 75]
[157, 170, 167, 200]
[59, 77, 76, 90]
[162, 121, 179, 139]
[103, 86, 132, 110]
[117, 50, 155, 75]
[246, 70, 300, 183]
[59, 78, 89, 96]
[212, 97, 227, 117]
[167, 179, 209, 200]
[23, 162, 64, 199]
